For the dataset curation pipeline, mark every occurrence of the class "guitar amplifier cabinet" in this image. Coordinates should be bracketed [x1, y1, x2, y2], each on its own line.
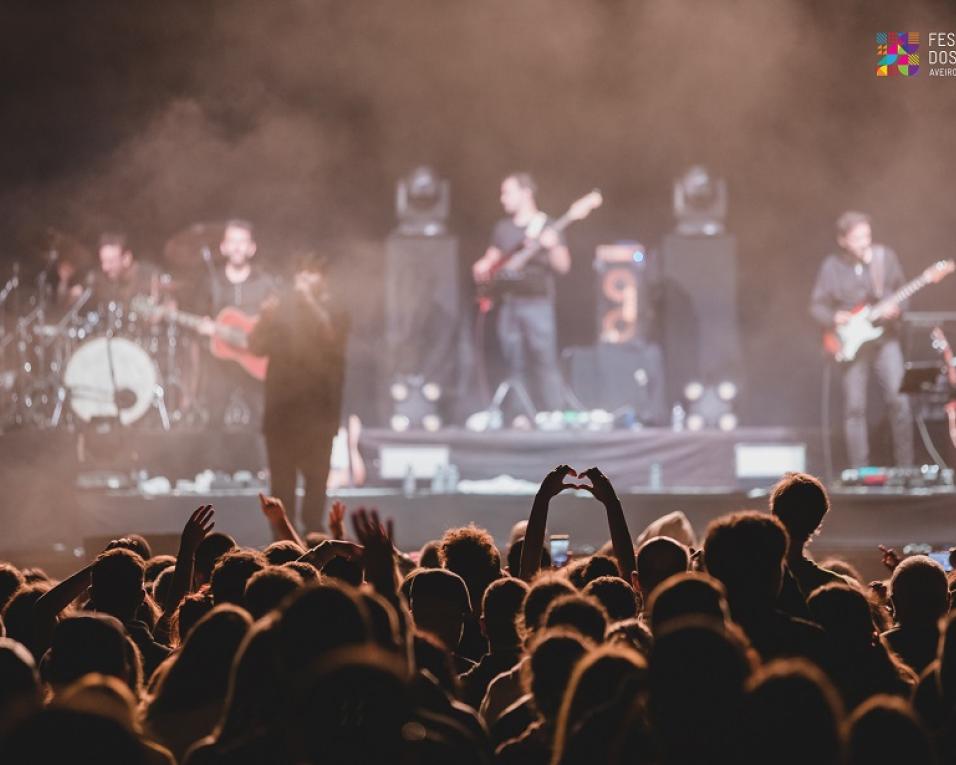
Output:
[562, 342, 666, 425]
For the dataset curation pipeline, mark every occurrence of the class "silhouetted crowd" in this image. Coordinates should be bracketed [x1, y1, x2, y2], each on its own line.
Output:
[1, 467, 954, 764]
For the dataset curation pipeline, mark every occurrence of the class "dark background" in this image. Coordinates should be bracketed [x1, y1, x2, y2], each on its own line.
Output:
[2, 0, 955, 428]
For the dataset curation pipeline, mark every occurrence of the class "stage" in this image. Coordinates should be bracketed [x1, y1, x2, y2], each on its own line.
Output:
[0, 425, 953, 581]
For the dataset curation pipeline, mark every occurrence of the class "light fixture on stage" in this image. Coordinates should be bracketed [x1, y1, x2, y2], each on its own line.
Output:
[673, 165, 727, 237]
[395, 165, 450, 237]
[683, 380, 738, 431]
[389, 374, 443, 431]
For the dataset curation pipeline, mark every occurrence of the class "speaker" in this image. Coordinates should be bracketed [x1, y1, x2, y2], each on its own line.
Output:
[661, 233, 742, 403]
[384, 234, 460, 416]
[562, 342, 666, 425]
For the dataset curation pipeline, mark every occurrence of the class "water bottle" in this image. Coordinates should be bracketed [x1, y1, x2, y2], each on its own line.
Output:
[402, 466, 416, 497]
[671, 403, 686, 432]
[430, 465, 446, 494]
[649, 462, 663, 490]
[446, 463, 460, 493]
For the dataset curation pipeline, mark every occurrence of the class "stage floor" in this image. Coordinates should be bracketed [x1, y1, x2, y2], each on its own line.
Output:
[0, 426, 952, 582]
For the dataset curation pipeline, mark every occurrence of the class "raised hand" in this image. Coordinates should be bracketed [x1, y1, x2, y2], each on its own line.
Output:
[539, 464, 579, 499]
[258, 493, 286, 524]
[878, 544, 901, 573]
[579, 467, 618, 506]
[181, 505, 215, 553]
[329, 500, 347, 540]
[351, 507, 398, 601]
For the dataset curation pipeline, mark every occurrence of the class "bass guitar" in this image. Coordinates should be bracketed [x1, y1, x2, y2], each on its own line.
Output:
[823, 258, 954, 362]
[931, 325, 956, 449]
[477, 189, 603, 313]
[132, 296, 268, 381]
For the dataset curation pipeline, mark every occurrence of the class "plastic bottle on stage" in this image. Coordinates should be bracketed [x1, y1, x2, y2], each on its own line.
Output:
[403, 466, 417, 497]
[649, 462, 663, 491]
[671, 404, 686, 432]
[431, 465, 447, 494]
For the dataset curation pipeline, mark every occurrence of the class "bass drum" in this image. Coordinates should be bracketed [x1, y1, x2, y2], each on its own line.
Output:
[64, 336, 157, 425]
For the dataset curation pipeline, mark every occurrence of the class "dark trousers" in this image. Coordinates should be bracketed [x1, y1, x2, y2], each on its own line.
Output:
[497, 295, 565, 412]
[264, 424, 337, 533]
[841, 337, 914, 467]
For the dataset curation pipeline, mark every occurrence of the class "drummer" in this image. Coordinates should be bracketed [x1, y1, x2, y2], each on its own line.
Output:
[69, 232, 161, 318]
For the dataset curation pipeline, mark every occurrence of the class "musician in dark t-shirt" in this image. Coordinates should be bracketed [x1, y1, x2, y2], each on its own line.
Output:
[472, 173, 570, 417]
[809, 210, 913, 467]
[248, 256, 349, 532]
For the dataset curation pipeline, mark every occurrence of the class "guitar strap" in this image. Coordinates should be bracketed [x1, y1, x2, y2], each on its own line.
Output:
[869, 245, 886, 298]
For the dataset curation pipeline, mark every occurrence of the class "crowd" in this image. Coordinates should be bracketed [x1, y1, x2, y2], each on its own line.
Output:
[0, 465, 954, 764]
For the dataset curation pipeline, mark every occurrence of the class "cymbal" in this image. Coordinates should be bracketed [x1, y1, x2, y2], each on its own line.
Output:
[163, 221, 226, 267]
[34, 228, 93, 269]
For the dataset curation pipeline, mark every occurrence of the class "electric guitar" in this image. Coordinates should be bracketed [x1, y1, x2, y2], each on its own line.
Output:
[131, 296, 268, 381]
[823, 259, 955, 362]
[476, 189, 603, 313]
[931, 326, 956, 449]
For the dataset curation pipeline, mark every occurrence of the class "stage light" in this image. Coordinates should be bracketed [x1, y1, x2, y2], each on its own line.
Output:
[684, 381, 704, 401]
[390, 381, 409, 402]
[389, 375, 443, 431]
[686, 413, 706, 431]
[717, 381, 737, 401]
[718, 413, 738, 432]
[673, 165, 727, 237]
[395, 165, 450, 237]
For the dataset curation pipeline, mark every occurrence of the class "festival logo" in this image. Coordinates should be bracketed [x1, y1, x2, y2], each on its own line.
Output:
[876, 32, 920, 76]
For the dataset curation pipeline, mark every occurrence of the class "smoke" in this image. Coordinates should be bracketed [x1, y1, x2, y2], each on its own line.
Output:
[3, 0, 956, 427]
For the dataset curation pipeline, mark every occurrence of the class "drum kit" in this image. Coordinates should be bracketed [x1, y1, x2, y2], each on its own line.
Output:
[0, 224, 226, 433]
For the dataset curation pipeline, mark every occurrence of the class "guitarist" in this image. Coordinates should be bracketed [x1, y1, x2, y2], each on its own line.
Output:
[198, 219, 276, 429]
[809, 210, 913, 467]
[472, 173, 570, 419]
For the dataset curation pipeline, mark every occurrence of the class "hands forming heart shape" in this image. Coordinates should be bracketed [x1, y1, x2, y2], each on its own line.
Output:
[542, 464, 616, 504]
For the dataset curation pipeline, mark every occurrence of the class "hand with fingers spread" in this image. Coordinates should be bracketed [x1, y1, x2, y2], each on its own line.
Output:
[351, 507, 399, 602]
[538, 464, 580, 499]
[329, 500, 347, 540]
[180, 505, 215, 553]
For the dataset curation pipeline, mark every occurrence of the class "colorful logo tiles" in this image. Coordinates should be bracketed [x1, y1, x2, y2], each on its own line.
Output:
[877, 32, 920, 76]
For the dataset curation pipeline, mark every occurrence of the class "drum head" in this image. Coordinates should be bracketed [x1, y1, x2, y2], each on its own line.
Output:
[64, 337, 157, 425]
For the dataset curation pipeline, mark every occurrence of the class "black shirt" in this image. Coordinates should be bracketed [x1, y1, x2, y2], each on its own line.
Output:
[809, 245, 906, 330]
[208, 265, 276, 316]
[490, 216, 565, 298]
[248, 288, 349, 436]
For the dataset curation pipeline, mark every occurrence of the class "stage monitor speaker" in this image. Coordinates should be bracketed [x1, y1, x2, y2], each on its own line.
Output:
[384, 234, 460, 386]
[562, 342, 666, 425]
[661, 233, 742, 404]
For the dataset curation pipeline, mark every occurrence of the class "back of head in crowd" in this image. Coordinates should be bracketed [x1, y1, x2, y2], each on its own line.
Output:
[543, 593, 609, 644]
[210, 549, 266, 606]
[582, 575, 639, 622]
[703, 511, 789, 608]
[440, 524, 501, 613]
[482, 577, 529, 650]
[409, 568, 471, 651]
[90, 549, 146, 621]
[890, 554, 949, 625]
[647, 572, 730, 634]
[635, 536, 690, 597]
[770, 471, 830, 547]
